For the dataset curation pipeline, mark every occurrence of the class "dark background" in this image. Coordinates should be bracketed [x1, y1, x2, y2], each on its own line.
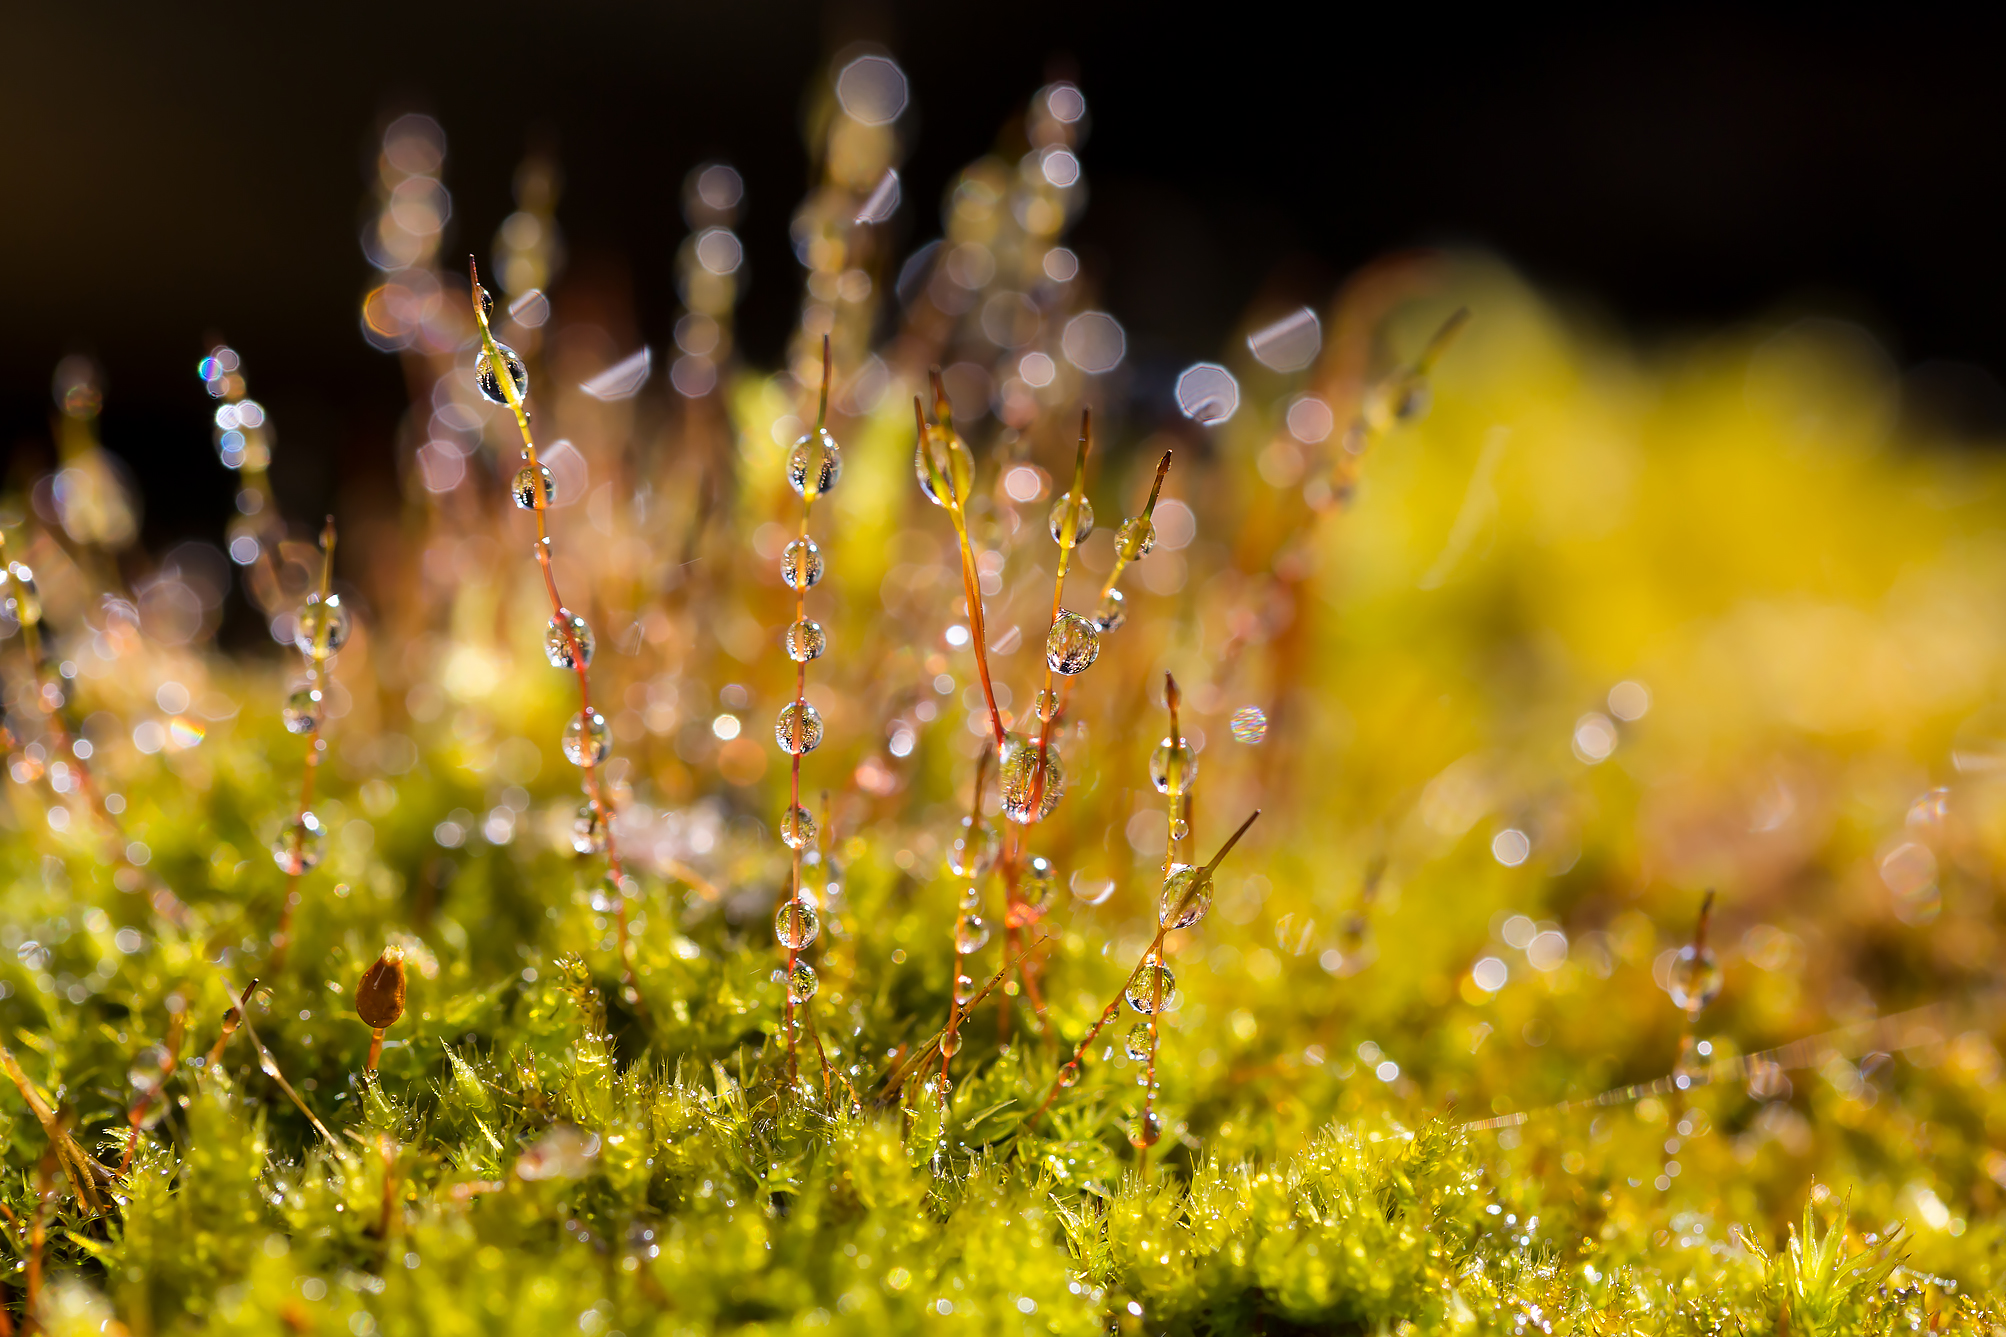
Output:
[5, 5, 2005, 554]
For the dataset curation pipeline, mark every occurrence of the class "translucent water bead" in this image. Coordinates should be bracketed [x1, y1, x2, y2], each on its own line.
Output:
[786, 960, 819, 1004]
[954, 914, 990, 954]
[774, 898, 821, 950]
[916, 428, 974, 507]
[293, 593, 352, 656]
[1007, 856, 1059, 928]
[940, 1030, 963, 1058]
[572, 803, 607, 855]
[282, 686, 322, 735]
[1668, 944, 1723, 1018]
[787, 427, 843, 496]
[997, 732, 1064, 824]
[512, 463, 555, 509]
[1093, 588, 1126, 632]
[476, 342, 528, 405]
[775, 700, 824, 755]
[785, 619, 826, 662]
[780, 805, 817, 850]
[562, 709, 612, 766]
[1149, 736, 1198, 794]
[1158, 863, 1213, 929]
[1048, 495, 1094, 546]
[1125, 958, 1177, 1015]
[1124, 1021, 1154, 1061]
[271, 812, 325, 875]
[946, 815, 998, 878]
[780, 537, 824, 590]
[1045, 611, 1100, 676]
[545, 611, 595, 668]
[1116, 516, 1157, 562]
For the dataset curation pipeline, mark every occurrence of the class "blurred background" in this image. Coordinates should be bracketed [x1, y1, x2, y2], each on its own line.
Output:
[7, 5, 2006, 600]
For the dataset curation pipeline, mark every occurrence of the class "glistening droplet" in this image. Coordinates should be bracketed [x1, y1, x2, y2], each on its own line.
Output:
[476, 342, 529, 405]
[955, 914, 991, 954]
[775, 701, 824, 755]
[946, 816, 997, 878]
[1158, 863, 1213, 929]
[916, 429, 974, 507]
[787, 428, 843, 496]
[562, 710, 611, 766]
[1149, 737, 1197, 795]
[1667, 945, 1722, 1018]
[1093, 588, 1126, 632]
[781, 538, 824, 591]
[271, 812, 325, 875]
[787, 959, 819, 1004]
[774, 898, 821, 950]
[785, 619, 826, 662]
[512, 463, 554, 509]
[1008, 856, 1058, 927]
[282, 686, 322, 735]
[293, 594, 352, 657]
[997, 732, 1064, 824]
[1124, 1021, 1153, 1061]
[1125, 957, 1176, 1015]
[572, 803, 607, 855]
[780, 805, 817, 850]
[1045, 611, 1100, 676]
[1048, 496, 1094, 547]
[1116, 516, 1156, 561]
[545, 611, 594, 668]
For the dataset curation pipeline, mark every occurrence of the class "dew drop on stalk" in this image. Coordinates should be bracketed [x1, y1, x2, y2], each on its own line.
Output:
[774, 898, 821, 950]
[1033, 689, 1060, 723]
[1009, 856, 1058, 926]
[293, 594, 352, 656]
[1048, 496, 1094, 546]
[955, 914, 990, 954]
[512, 463, 555, 509]
[1129, 1109, 1163, 1148]
[1229, 705, 1269, 743]
[935, 1074, 953, 1096]
[958, 886, 981, 911]
[572, 802, 607, 855]
[1045, 611, 1099, 675]
[997, 732, 1064, 824]
[946, 815, 998, 878]
[916, 429, 974, 507]
[1170, 818, 1190, 842]
[780, 805, 817, 850]
[1668, 944, 1722, 1018]
[1116, 516, 1156, 561]
[940, 1030, 963, 1058]
[476, 342, 529, 405]
[545, 611, 594, 668]
[781, 537, 824, 590]
[785, 619, 826, 662]
[271, 812, 325, 875]
[1125, 957, 1176, 1015]
[1149, 737, 1197, 794]
[775, 701, 824, 754]
[1158, 863, 1213, 929]
[1056, 1060, 1081, 1088]
[787, 428, 843, 496]
[1124, 1022, 1153, 1061]
[282, 686, 322, 735]
[787, 959, 819, 1004]
[562, 709, 611, 766]
[954, 973, 977, 1005]
[1093, 588, 1126, 632]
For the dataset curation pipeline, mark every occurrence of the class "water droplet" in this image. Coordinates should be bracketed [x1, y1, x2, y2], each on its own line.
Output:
[1128, 1110, 1163, 1148]
[476, 342, 529, 405]
[271, 812, 325, 874]
[562, 710, 611, 766]
[512, 463, 555, 509]
[775, 701, 824, 755]
[1045, 611, 1100, 676]
[954, 914, 991, 954]
[774, 898, 821, 951]
[916, 429, 974, 507]
[282, 686, 322, 735]
[545, 611, 594, 668]
[1125, 957, 1176, 1015]
[780, 805, 817, 850]
[1056, 1060, 1081, 1088]
[946, 816, 998, 878]
[997, 732, 1064, 824]
[1033, 690, 1060, 723]
[129, 1044, 169, 1093]
[1169, 818, 1190, 842]
[1149, 737, 1197, 795]
[940, 1030, 963, 1058]
[1048, 496, 1094, 547]
[1008, 856, 1059, 927]
[781, 538, 824, 591]
[293, 594, 352, 657]
[1668, 945, 1722, 1017]
[953, 973, 976, 1005]
[934, 1074, 953, 1097]
[787, 428, 843, 496]
[476, 286, 495, 322]
[958, 886, 981, 912]
[785, 619, 826, 662]
[1229, 706, 1268, 744]
[1093, 588, 1126, 632]
[787, 959, 819, 1004]
[1116, 516, 1156, 561]
[1124, 1022, 1153, 1062]
[1158, 863, 1213, 929]
[572, 803, 607, 855]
